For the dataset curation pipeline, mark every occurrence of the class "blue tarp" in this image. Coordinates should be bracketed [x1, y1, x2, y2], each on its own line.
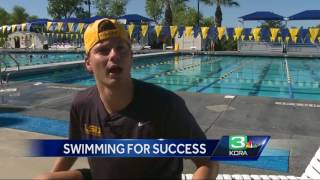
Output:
[243, 28, 252, 40]
[178, 26, 185, 38]
[280, 28, 289, 41]
[193, 26, 200, 38]
[160, 25, 170, 38]
[208, 26, 217, 41]
[28, 18, 52, 25]
[261, 28, 269, 41]
[117, 14, 153, 24]
[226, 28, 234, 39]
[148, 25, 155, 37]
[288, 10, 320, 20]
[29, 16, 106, 25]
[298, 29, 309, 43]
[60, 18, 83, 23]
[82, 16, 105, 23]
[239, 11, 284, 21]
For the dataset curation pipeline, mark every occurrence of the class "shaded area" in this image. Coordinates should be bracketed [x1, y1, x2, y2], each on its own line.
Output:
[0, 116, 26, 127]
[222, 148, 289, 172]
[248, 61, 272, 96]
[0, 106, 26, 113]
[0, 113, 68, 137]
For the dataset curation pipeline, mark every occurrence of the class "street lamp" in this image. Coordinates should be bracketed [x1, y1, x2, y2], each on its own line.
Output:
[84, 0, 92, 18]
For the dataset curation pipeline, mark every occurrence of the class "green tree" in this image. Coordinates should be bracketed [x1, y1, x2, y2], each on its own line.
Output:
[0, 7, 10, 25]
[145, 0, 189, 25]
[259, 20, 285, 28]
[75, 6, 90, 18]
[163, 0, 189, 26]
[28, 15, 39, 22]
[95, 0, 128, 18]
[173, 7, 202, 26]
[109, 0, 128, 17]
[145, 0, 162, 24]
[200, 16, 215, 27]
[171, 3, 213, 27]
[9, 6, 29, 24]
[95, 0, 110, 17]
[201, 0, 239, 27]
[47, 0, 83, 19]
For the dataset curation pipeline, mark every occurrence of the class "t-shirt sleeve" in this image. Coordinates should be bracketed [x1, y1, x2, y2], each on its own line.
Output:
[165, 95, 206, 139]
[69, 102, 82, 140]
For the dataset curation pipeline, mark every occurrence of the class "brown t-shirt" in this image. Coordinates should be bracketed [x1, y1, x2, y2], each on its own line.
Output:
[69, 79, 206, 179]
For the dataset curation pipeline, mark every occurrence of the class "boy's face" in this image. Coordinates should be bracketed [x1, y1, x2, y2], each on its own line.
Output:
[85, 37, 132, 87]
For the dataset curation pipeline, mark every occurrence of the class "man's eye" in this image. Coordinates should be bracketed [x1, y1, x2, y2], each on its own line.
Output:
[116, 45, 126, 52]
[97, 47, 111, 54]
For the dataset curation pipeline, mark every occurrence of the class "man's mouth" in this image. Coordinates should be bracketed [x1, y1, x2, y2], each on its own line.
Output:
[106, 65, 123, 76]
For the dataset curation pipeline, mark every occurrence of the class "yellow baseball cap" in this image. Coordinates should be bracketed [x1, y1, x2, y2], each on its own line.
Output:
[84, 18, 130, 54]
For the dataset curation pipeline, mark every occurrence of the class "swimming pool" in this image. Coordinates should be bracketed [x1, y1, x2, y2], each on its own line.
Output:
[12, 55, 320, 101]
[0, 53, 83, 67]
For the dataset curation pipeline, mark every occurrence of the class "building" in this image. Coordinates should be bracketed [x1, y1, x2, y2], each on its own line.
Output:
[6, 32, 48, 49]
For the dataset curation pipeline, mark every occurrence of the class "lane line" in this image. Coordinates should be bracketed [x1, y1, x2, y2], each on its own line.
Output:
[284, 58, 294, 99]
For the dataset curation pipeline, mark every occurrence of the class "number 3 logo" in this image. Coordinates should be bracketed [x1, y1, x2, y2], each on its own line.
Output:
[229, 136, 247, 150]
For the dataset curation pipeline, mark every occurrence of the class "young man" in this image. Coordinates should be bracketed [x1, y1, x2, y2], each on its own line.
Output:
[35, 18, 218, 180]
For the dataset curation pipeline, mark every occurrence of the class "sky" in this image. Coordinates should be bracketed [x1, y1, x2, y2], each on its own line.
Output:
[1, 0, 320, 28]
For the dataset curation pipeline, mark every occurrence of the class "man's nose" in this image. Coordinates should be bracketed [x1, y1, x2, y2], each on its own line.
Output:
[108, 48, 120, 62]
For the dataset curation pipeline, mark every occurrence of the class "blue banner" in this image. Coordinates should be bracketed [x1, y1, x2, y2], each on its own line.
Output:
[28, 136, 270, 160]
[29, 139, 218, 157]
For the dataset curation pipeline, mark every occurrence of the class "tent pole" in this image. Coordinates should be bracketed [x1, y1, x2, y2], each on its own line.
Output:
[283, 19, 288, 54]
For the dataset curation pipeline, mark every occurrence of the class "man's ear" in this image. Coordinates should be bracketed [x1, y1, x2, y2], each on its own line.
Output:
[85, 55, 93, 73]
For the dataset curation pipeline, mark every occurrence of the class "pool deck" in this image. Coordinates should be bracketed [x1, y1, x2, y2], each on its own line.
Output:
[0, 80, 320, 179]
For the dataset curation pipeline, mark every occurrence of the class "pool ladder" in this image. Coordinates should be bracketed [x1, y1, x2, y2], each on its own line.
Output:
[0, 54, 17, 86]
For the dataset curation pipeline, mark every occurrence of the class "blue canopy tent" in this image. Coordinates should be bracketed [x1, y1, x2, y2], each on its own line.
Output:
[239, 11, 284, 21]
[117, 14, 153, 24]
[238, 11, 285, 42]
[288, 10, 320, 20]
[287, 10, 320, 44]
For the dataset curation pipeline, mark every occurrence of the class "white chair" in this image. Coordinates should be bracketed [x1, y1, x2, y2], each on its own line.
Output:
[181, 146, 320, 180]
[166, 46, 173, 50]
[190, 46, 196, 50]
[143, 45, 151, 50]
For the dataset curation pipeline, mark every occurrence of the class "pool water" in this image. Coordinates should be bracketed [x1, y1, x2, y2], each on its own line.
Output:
[0, 53, 83, 67]
[12, 55, 320, 101]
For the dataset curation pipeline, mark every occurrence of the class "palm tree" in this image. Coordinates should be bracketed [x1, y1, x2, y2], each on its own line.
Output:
[163, 0, 173, 26]
[201, 0, 239, 27]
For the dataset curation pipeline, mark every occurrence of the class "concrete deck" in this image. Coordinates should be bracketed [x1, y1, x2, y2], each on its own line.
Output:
[0, 81, 319, 179]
